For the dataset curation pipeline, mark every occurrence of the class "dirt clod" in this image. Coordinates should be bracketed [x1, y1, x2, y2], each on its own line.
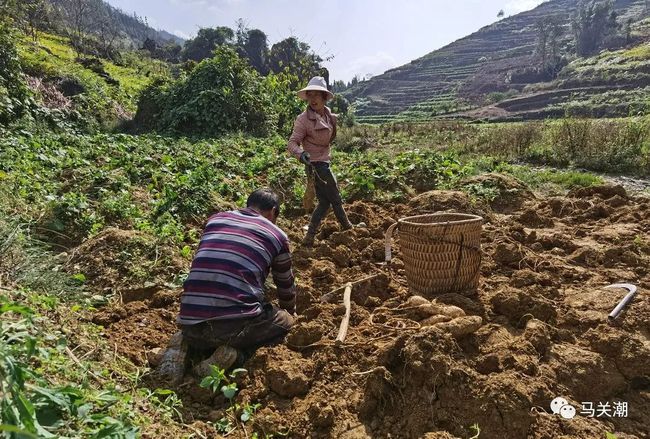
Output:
[434, 315, 483, 337]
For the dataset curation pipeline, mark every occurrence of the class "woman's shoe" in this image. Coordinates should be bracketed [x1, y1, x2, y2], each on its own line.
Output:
[301, 232, 316, 247]
[341, 222, 367, 231]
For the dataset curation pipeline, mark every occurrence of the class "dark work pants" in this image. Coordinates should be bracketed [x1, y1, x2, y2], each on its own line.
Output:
[181, 304, 294, 353]
[307, 162, 351, 235]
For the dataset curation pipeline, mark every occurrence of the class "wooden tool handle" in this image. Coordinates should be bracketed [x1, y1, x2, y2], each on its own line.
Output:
[335, 282, 353, 344]
[384, 222, 399, 263]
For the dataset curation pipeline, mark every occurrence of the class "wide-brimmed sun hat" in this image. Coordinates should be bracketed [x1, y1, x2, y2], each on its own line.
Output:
[297, 76, 334, 101]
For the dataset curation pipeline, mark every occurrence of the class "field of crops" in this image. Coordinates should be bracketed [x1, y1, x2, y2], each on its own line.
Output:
[2, 117, 650, 437]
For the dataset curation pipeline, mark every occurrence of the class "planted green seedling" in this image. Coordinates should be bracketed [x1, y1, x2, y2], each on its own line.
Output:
[199, 365, 227, 394]
[240, 403, 261, 423]
[220, 383, 237, 400]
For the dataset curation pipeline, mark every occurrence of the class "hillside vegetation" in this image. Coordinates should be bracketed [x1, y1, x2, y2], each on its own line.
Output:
[343, 0, 650, 123]
[17, 32, 170, 130]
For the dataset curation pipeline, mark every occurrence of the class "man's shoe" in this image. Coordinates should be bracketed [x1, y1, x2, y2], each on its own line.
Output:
[193, 345, 239, 378]
[157, 331, 188, 385]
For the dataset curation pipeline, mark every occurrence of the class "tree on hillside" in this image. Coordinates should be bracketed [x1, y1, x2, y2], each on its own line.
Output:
[95, 5, 122, 59]
[331, 79, 347, 93]
[535, 16, 563, 68]
[142, 37, 182, 62]
[17, 0, 51, 41]
[241, 29, 270, 74]
[51, 0, 92, 55]
[233, 19, 272, 75]
[162, 41, 182, 62]
[571, 0, 618, 56]
[136, 46, 284, 137]
[234, 18, 248, 47]
[624, 18, 633, 44]
[181, 26, 234, 62]
[269, 37, 323, 85]
[233, 20, 270, 75]
[497, 9, 505, 19]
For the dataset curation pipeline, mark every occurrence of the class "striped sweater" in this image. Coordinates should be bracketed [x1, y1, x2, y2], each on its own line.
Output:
[177, 208, 296, 325]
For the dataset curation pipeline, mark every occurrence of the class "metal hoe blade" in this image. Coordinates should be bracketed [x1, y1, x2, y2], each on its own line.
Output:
[605, 283, 638, 321]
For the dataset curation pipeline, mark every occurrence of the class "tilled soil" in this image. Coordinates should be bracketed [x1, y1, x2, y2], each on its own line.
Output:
[85, 182, 650, 439]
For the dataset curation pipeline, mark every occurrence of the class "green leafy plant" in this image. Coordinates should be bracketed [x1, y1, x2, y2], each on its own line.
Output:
[0, 298, 140, 438]
[140, 388, 183, 421]
[469, 423, 481, 439]
[135, 46, 299, 138]
[0, 21, 31, 125]
[240, 402, 261, 423]
[199, 365, 246, 399]
[198, 366, 265, 435]
[463, 182, 501, 203]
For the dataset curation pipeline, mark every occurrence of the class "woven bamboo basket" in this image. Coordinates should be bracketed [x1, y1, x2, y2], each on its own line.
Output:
[385, 213, 482, 297]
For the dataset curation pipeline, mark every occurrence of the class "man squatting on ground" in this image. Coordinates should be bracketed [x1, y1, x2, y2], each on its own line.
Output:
[174, 188, 296, 376]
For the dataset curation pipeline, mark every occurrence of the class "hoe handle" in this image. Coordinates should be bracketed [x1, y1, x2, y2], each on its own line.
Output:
[606, 283, 638, 321]
[384, 222, 399, 263]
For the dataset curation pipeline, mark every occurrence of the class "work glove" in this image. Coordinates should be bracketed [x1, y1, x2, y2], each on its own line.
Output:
[299, 151, 311, 165]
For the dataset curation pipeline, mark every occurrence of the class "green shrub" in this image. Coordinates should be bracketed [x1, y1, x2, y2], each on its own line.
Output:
[134, 47, 302, 137]
[0, 21, 30, 125]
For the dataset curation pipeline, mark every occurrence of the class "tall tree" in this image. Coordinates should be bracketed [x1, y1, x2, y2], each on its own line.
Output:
[572, 0, 617, 56]
[162, 41, 182, 63]
[54, 0, 92, 55]
[536, 16, 562, 67]
[549, 18, 563, 60]
[242, 28, 269, 74]
[536, 17, 550, 67]
[331, 79, 347, 93]
[181, 26, 234, 62]
[269, 37, 323, 84]
[19, 0, 50, 41]
[95, 5, 121, 59]
[235, 18, 248, 47]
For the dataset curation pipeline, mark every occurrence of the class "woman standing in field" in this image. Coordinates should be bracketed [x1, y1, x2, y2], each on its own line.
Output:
[287, 76, 354, 247]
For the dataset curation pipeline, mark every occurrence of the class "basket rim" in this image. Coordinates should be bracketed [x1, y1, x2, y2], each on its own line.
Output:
[398, 213, 483, 227]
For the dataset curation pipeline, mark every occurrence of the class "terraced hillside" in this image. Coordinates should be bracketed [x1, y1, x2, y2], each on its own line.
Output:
[460, 36, 650, 120]
[343, 0, 650, 123]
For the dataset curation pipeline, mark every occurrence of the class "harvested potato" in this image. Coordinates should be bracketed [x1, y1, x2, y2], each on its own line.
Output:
[406, 303, 441, 320]
[437, 304, 466, 318]
[419, 314, 453, 326]
[434, 316, 482, 337]
[403, 296, 468, 321]
[401, 296, 440, 320]
[405, 295, 430, 307]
